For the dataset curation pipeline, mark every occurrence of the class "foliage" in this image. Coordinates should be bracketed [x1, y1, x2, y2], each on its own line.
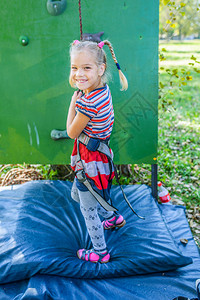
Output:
[159, 1, 200, 108]
[157, 41, 200, 206]
[35, 165, 58, 180]
[159, 0, 200, 39]
[159, 40, 200, 109]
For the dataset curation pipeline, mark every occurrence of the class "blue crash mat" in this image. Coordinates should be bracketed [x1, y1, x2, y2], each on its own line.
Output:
[0, 180, 199, 300]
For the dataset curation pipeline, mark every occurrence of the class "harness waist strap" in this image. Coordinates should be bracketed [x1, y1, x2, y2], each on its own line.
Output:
[78, 133, 112, 159]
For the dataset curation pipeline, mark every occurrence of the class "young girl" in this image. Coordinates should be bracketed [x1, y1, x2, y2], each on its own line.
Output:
[67, 39, 128, 263]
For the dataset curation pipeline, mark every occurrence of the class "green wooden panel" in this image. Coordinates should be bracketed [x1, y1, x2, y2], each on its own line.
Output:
[0, 0, 159, 164]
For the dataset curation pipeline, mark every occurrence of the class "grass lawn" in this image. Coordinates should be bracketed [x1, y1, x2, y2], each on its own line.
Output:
[158, 40, 200, 204]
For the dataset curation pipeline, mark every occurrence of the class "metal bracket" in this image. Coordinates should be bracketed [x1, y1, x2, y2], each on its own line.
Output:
[151, 164, 158, 200]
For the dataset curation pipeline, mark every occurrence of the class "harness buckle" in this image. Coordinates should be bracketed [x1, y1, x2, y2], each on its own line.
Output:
[86, 137, 100, 151]
[75, 169, 87, 183]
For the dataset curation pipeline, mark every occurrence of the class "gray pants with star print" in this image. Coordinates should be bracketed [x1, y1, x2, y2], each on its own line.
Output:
[71, 180, 114, 252]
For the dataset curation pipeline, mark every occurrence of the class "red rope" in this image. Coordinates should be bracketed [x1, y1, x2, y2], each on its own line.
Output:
[78, 0, 83, 40]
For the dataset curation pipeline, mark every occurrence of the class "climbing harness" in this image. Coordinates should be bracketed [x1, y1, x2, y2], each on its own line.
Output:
[75, 137, 117, 212]
[75, 133, 145, 219]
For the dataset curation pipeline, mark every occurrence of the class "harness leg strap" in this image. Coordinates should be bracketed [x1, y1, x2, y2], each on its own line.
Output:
[82, 179, 117, 212]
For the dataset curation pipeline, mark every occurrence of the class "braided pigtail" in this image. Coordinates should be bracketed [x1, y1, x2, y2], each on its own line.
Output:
[103, 40, 128, 91]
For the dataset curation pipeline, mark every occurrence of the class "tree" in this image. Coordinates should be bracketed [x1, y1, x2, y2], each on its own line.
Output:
[159, 0, 200, 109]
[159, 0, 200, 40]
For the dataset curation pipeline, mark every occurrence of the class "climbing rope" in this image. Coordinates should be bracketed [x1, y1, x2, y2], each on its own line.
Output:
[78, 0, 83, 40]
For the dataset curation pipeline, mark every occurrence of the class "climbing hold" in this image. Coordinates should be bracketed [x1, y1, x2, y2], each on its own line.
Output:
[82, 32, 104, 43]
[50, 129, 70, 140]
[19, 36, 29, 46]
[47, 0, 67, 16]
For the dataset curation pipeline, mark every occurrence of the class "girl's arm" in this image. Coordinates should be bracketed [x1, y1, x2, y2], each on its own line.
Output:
[67, 91, 90, 139]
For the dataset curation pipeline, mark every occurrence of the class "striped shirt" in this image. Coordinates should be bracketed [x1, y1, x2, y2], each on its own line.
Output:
[75, 84, 114, 140]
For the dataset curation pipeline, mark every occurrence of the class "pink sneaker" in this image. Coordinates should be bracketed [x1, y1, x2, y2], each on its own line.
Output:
[102, 214, 126, 230]
[77, 248, 110, 263]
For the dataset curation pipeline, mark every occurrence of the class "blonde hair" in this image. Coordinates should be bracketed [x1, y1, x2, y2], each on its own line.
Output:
[69, 40, 128, 91]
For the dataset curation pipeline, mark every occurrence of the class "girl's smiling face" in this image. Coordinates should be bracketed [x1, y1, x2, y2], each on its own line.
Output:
[70, 50, 105, 94]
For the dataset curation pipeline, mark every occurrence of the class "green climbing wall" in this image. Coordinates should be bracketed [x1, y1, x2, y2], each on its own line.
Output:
[0, 0, 159, 164]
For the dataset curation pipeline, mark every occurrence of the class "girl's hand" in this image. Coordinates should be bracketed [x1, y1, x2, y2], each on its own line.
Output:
[71, 90, 82, 106]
